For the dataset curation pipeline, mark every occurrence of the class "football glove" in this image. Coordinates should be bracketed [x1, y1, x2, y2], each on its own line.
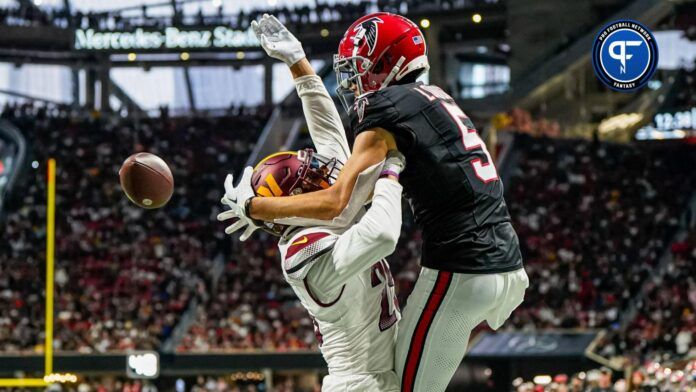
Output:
[251, 14, 306, 66]
[217, 166, 259, 241]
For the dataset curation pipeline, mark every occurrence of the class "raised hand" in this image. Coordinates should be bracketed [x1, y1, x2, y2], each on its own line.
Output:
[251, 14, 306, 66]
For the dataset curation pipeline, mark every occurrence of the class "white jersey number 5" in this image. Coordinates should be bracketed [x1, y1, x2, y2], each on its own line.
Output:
[442, 101, 499, 183]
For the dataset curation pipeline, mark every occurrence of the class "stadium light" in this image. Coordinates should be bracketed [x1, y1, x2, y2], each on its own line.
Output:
[127, 53, 137, 62]
[419, 18, 431, 29]
[180, 52, 190, 61]
[320, 28, 329, 38]
[211, 0, 222, 7]
[472, 13, 482, 23]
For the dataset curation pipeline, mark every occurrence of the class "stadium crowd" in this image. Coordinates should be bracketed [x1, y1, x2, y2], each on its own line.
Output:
[599, 225, 696, 366]
[503, 136, 696, 342]
[2, 106, 695, 359]
[513, 361, 696, 392]
[0, 102, 268, 352]
[0, 104, 695, 392]
[177, 230, 318, 352]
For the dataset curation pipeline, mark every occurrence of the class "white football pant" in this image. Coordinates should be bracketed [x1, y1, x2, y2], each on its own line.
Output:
[395, 266, 529, 392]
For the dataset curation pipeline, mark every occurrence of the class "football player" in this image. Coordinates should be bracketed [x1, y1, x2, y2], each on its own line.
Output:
[223, 13, 529, 392]
[221, 148, 404, 391]
[218, 16, 406, 390]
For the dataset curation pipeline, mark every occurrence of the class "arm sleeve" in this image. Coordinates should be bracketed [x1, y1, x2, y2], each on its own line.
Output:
[294, 75, 350, 162]
[307, 179, 403, 295]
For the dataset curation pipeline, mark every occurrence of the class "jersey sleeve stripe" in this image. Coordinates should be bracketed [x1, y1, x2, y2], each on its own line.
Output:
[285, 232, 331, 259]
[285, 244, 334, 274]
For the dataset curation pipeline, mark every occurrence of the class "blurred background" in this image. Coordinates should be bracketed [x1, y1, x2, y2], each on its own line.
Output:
[0, 0, 694, 391]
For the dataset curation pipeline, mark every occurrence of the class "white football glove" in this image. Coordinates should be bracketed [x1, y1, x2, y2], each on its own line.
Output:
[251, 14, 306, 66]
[217, 166, 259, 241]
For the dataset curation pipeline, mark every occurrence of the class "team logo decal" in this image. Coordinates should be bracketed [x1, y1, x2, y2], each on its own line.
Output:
[256, 174, 284, 197]
[591, 20, 658, 92]
[353, 17, 383, 56]
[354, 96, 369, 123]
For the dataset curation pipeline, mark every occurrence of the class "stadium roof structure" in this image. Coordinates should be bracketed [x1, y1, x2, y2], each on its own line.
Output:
[0, 0, 506, 111]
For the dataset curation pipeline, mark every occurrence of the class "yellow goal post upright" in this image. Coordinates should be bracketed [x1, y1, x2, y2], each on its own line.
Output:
[0, 158, 58, 388]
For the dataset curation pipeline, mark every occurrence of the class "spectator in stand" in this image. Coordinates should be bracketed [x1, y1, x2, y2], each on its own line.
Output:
[0, 102, 269, 352]
[504, 135, 696, 336]
[603, 228, 696, 363]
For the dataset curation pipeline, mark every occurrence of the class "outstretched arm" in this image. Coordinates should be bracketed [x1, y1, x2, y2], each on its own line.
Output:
[218, 14, 400, 238]
[290, 59, 350, 162]
[248, 128, 397, 221]
[251, 14, 349, 161]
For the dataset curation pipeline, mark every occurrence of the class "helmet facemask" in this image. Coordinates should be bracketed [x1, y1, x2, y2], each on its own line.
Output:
[334, 54, 372, 113]
[334, 51, 409, 113]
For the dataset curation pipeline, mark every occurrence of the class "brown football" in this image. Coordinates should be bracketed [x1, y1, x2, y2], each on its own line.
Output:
[119, 152, 174, 209]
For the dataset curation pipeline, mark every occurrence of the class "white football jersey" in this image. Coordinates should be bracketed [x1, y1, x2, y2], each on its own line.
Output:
[277, 180, 403, 380]
[272, 74, 403, 391]
[279, 229, 399, 375]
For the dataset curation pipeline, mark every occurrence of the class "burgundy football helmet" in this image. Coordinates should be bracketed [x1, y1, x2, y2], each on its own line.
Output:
[334, 12, 429, 111]
[251, 149, 342, 235]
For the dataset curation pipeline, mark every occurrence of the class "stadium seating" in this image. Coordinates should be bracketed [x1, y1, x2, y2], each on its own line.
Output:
[0, 103, 269, 352]
[177, 232, 317, 352]
[1, 105, 695, 365]
[600, 228, 696, 363]
[505, 135, 696, 334]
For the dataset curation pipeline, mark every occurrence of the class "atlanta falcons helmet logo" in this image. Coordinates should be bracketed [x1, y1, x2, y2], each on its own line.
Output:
[352, 16, 384, 56]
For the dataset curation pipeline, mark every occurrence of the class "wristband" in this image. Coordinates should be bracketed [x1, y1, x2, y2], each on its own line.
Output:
[244, 197, 255, 218]
[379, 169, 400, 179]
[244, 197, 266, 227]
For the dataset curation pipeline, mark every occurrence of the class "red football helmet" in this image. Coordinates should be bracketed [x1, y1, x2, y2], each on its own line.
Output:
[334, 12, 429, 111]
[251, 149, 342, 235]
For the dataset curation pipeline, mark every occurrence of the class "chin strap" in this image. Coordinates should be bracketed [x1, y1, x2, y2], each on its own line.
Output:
[381, 56, 406, 89]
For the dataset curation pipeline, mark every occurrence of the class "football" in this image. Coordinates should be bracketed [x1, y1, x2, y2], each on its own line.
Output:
[118, 152, 174, 209]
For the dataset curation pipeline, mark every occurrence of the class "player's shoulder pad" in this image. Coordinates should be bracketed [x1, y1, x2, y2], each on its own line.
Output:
[350, 90, 388, 121]
[281, 230, 338, 280]
[349, 84, 420, 130]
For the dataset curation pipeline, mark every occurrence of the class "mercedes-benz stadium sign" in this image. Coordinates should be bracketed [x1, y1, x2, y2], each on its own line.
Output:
[74, 26, 260, 51]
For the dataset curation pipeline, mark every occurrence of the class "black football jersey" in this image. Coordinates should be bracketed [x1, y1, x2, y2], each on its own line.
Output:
[349, 82, 523, 273]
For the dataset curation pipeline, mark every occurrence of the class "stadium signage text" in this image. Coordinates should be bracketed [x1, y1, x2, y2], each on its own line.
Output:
[74, 26, 260, 51]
